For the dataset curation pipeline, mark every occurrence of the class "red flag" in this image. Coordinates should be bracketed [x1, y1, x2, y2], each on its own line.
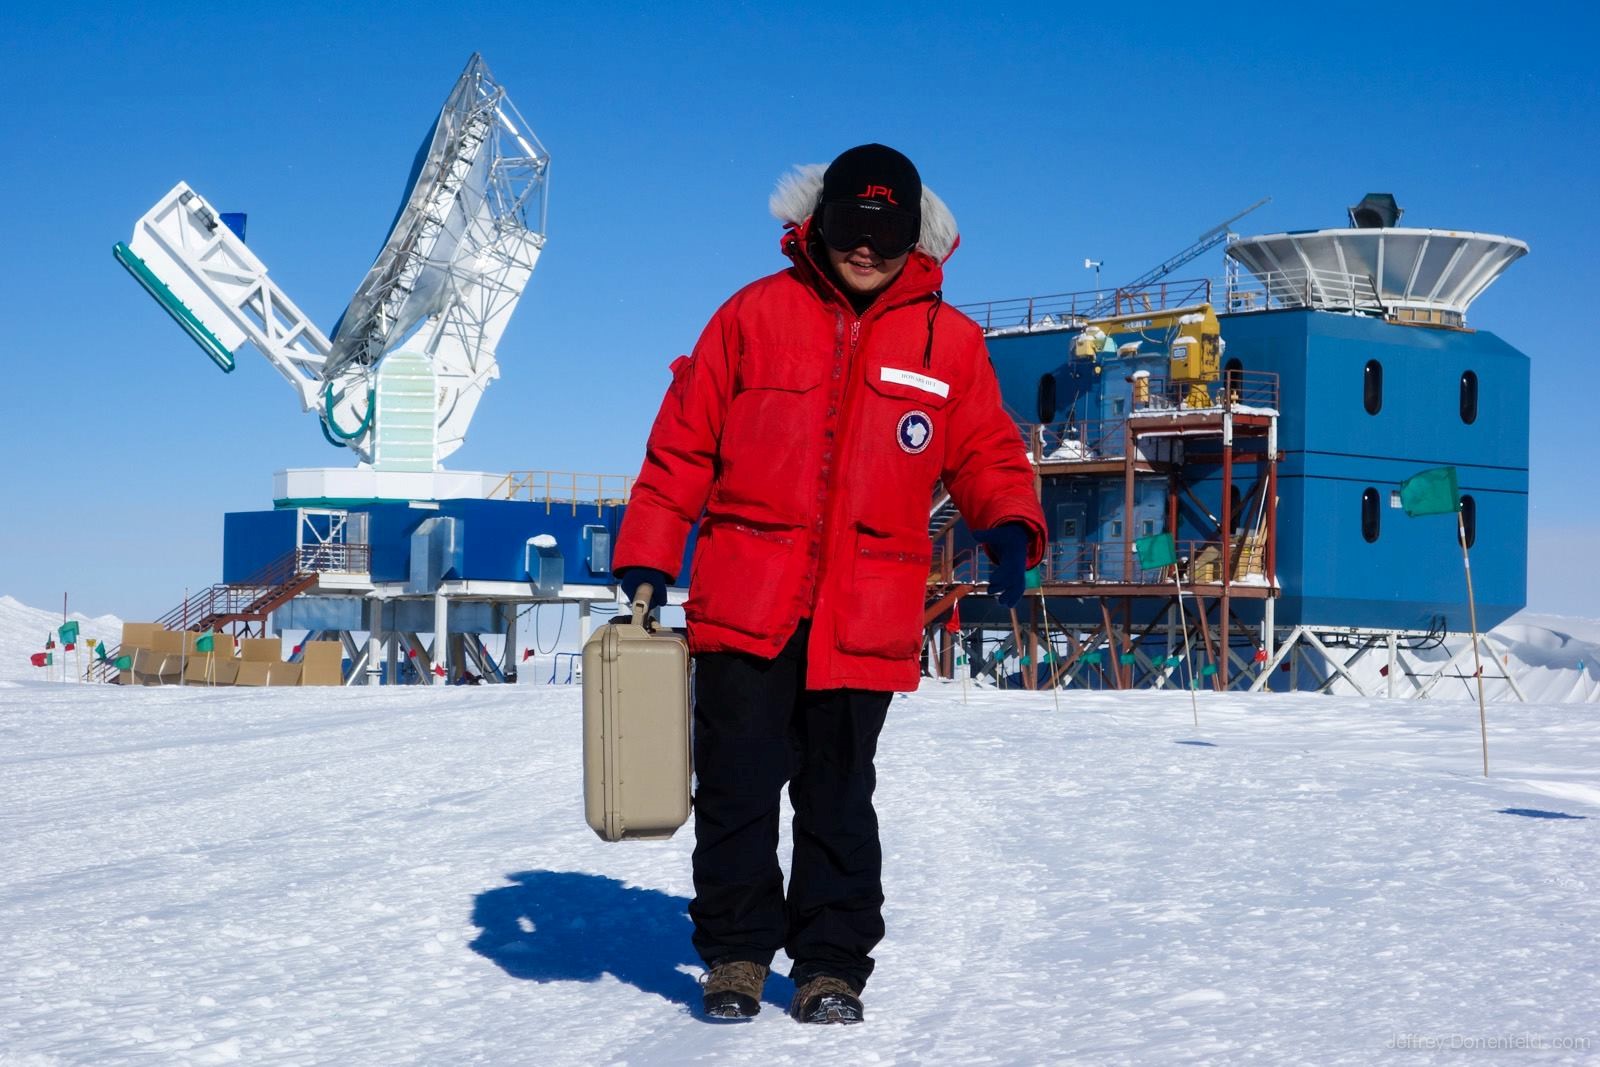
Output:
[522, 648, 534, 662]
[292, 644, 302, 655]
[406, 648, 417, 659]
[944, 602, 961, 634]
[29, 652, 47, 667]
[432, 664, 447, 677]
[64, 643, 76, 652]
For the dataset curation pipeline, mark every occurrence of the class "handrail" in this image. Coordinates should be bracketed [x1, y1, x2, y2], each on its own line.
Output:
[1022, 418, 1130, 463]
[488, 470, 635, 516]
[1221, 266, 1381, 313]
[962, 268, 1387, 336]
[1015, 370, 1280, 467]
[955, 278, 1212, 333]
[1124, 370, 1281, 412]
[930, 534, 1271, 592]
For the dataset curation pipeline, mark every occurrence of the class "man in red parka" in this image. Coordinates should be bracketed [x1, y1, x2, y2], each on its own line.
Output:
[613, 144, 1046, 1024]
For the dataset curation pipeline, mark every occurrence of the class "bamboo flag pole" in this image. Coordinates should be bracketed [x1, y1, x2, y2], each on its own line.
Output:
[1172, 567, 1199, 727]
[1458, 510, 1489, 777]
[959, 625, 968, 704]
[1400, 467, 1484, 777]
[1036, 587, 1061, 713]
[1038, 595, 1084, 699]
[1008, 608, 1025, 692]
[180, 588, 189, 687]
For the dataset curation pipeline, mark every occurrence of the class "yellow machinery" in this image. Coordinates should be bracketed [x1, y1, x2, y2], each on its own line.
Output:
[1070, 303, 1222, 408]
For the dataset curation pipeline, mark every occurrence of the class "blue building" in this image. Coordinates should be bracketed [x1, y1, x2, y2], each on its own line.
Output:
[951, 199, 1529, 690]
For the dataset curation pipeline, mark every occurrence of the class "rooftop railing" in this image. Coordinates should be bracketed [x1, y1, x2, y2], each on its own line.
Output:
[960, 269, 1387, 335]
[956, 279, 1213, 332]
[489, 471, 635, 516]
[1220, 267, 1381, 314]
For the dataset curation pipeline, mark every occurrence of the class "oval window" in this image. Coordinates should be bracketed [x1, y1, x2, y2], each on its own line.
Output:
[1036, 373, 1057, 424]
[1361, 487, 1381, 543]
[1363, 359, 1383, 415]
[1460, 370, 1479, 424]
[1224, 357, 1244, 399]
[1458, 494, 1477, 549]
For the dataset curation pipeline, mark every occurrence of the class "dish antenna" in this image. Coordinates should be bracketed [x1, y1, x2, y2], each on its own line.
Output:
[114, 54, 549, 472]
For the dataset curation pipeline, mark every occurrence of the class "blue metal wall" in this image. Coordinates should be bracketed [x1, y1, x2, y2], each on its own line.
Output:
[224, 498, 697, 592]
[223, 510, 297, 581]
[1216, 310, 1528, 629]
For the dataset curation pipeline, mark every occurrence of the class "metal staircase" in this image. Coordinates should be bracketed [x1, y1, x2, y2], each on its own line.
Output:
[92, 545, 369, 682]
[928, 487, 961, 540]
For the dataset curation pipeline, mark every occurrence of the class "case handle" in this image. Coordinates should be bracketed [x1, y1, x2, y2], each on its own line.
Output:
[630, 582, 656, 630]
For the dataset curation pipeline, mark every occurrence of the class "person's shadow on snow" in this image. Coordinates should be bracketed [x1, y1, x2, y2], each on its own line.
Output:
[468, 870, 797, 1013]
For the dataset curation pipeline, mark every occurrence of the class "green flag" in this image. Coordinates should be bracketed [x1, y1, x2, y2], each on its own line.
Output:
[195, 630, 215, 653]
[1399, 466, 1459, 517]
[113, 654, 133, 670]
[59, 620, 80, 644]
[1135, 532, 1178, 569]
[1081, 649, 1103, 665]
[96, 643, 109, 662]
[1024, 566, 1042, 590]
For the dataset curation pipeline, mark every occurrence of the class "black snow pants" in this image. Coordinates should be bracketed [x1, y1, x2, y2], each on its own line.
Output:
[688, 621, 892, 992]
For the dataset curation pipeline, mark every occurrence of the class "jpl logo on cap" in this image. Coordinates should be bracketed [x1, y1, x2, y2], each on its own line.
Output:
[857, 184, 898, 205]
[897, 410, 933, 454]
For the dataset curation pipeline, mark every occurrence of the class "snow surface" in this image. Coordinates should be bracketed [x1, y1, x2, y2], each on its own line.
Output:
[4, 597, 1600, 1064]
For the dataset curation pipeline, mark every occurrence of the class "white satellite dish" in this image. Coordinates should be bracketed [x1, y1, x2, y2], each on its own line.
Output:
[1226, 227, 1526, 327]
[115, 53, 550, 473]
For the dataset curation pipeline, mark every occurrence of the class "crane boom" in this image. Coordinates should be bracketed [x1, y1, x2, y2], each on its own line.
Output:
[1089, 197, 1269, 316]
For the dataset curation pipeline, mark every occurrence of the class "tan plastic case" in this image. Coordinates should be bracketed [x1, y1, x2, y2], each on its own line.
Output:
[581, 583, 692, 841]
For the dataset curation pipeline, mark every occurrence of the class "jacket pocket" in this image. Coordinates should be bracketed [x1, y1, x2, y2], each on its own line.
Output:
[835, 525, 932, 659]
[719, 354, 825, 521]
[686, 521, 803, 638]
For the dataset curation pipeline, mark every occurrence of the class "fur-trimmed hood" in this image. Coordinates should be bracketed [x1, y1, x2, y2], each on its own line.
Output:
[768, 163, 959, 263]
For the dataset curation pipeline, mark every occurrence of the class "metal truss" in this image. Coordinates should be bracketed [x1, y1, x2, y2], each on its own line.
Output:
[934, 597, 1534, 703]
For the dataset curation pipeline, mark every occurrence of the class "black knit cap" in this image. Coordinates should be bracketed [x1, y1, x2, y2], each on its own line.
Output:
[820, 143, 921, 220]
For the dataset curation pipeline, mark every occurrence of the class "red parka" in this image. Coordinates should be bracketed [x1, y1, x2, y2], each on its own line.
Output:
[615, 170, 1046, 691]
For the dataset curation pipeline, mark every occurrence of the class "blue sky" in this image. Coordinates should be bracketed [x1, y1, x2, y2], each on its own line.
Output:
[2, 1, 1596, 619]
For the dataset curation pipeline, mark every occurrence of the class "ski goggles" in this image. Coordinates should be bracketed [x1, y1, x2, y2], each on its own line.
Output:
[818, 200, 920, 259]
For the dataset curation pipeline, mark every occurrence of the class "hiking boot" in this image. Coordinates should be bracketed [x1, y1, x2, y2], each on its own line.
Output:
[701, 960, 769, 1020]
[788, 975, 864, 1024]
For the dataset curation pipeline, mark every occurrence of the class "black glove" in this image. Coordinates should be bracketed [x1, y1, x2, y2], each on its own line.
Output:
[617, 567, 671, 613]
[973, 524, 1030, 610]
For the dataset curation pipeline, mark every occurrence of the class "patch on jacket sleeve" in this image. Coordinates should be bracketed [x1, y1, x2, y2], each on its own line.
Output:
[879, 366, 949, 398]
[897, 410, 934, 454]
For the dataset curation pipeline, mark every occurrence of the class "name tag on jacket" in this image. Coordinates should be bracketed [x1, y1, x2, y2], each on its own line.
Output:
[878, 367, 950, 398]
